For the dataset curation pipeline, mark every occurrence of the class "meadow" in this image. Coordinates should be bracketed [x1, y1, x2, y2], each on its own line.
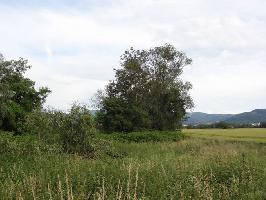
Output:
[0, 129, 265, 199]
[184, 128, 266, 143]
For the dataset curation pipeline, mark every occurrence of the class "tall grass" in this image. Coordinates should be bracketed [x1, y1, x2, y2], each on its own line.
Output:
[0, 130, 265, 199]
[184, 128, 266, 143]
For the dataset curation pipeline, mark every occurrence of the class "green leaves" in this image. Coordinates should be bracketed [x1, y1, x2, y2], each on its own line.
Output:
[98, 44, 194, 132]
[60, 103, 96, 155]
[0, 55, 51, 132]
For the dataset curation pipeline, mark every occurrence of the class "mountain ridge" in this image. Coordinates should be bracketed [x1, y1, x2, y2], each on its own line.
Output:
[185, 109, 266, 125]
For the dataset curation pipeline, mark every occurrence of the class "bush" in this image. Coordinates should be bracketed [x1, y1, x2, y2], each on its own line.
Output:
[18, 109, 64, 142]
[60, 104, 96, 156]
[186, 121, 233, 129]
[213, 121, 231, 129]
[18, 104, 97, 156]
[0, 132, 62, 155]
[99, 131, 184, 143]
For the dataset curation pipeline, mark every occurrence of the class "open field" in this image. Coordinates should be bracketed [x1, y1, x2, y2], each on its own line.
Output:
[184, 128, 266, 143]
[0, 129, 265, 199]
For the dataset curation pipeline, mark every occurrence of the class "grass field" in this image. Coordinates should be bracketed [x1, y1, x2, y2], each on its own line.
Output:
[0, 129, 265, 199]
[184, 128, 266, 143]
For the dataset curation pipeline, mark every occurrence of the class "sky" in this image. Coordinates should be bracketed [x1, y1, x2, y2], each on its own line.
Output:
[0, 0, 266, 114]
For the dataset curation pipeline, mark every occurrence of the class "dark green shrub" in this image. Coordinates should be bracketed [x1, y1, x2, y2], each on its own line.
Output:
[18, 109, 65, 144]
[96, 99, 150, 132]
[214, 121, 231, 129]
[0, 132, 62, 155]
[60, 104, 96, 156]
[99, 131, 184, 143]
[17, 104, 98, 156]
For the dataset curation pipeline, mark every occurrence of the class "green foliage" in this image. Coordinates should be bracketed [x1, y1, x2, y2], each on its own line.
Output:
[186, 121, 260, 129]
[0, 132, 62, 155]
[0, 55, 50, 132]
[97, 44, 193, 132]
[98, 131, 184, 143]
[18, 109, 64, 143]
[215, 121, 232, 129]
[96, 98, 149, 132]
[18, 104, 97, 156]
[60, 104, 96, 156]
[0, 132, 265, 199]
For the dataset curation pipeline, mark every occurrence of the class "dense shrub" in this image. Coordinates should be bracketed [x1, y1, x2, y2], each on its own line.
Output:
[95, 99, 150, 132]
[0, 132, 62, 155]
[60, 104, 96, 156]
[18, 109, 64, 143]
[186, 121, 233, 129]
[213, 121, 232, 129]
[99, 131, 184, 143]
[186, 124, 213, 129]
[18, 104, 97, 156]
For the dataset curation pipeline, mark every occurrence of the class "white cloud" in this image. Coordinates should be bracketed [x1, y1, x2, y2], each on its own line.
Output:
[0, 0, 266, 113]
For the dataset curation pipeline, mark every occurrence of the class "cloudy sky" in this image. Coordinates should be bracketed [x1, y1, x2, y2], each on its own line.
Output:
[1, 0, 266, 114]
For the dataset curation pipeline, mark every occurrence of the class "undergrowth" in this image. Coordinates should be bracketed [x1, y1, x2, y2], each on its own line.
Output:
[0, 130, 265, 199]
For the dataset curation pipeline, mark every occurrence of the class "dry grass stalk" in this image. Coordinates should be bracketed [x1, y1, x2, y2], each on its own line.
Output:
[47, 182, 53, 200]
[133, 168, 139, 200]
[58, 174, 64, 200]
[127, 164, 132, 199]
[30, 176, 36, 200]
[115, 180, 121, 200]
[65, 172, 72, 200]
[17, 191, 24, 200]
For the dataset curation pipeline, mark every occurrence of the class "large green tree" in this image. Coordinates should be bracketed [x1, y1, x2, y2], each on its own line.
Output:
[97, 44, 194, 132]
[0, 54, 50, 132]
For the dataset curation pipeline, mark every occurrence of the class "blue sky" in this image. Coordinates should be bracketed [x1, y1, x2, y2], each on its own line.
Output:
[1, 0, 266, 113]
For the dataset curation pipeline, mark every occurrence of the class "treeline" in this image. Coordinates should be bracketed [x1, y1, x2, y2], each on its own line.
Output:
[0, 44, 192, 156]
[186, 121, 266, 129]
[0, 54, 96, 155]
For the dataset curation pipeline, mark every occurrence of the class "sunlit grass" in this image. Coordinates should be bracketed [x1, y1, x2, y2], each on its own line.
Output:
[183, 128, 266, 143]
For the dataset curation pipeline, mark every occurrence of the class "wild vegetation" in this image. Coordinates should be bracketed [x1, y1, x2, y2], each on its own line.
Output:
[184, 128, 266, 143]
[0, 47, 266, 199]
[186, 121, 266, 129]
[0, 129, 265, 199]
[96, 44, 193, 132]
[0, 55, 50, 132]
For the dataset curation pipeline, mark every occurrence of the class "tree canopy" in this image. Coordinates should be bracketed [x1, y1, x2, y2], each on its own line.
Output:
[96, 44, 194, 132]
[0, 54, 50, 132]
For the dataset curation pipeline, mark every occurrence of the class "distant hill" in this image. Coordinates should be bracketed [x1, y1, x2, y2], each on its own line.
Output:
[184, 112, 233, 125]
[184, 109, 266, 125]
[93, 109, 266, 125]
[225, 109, 266, 124]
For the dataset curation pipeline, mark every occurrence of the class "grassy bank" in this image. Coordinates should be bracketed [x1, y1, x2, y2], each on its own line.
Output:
[0, 130, 265, 199]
